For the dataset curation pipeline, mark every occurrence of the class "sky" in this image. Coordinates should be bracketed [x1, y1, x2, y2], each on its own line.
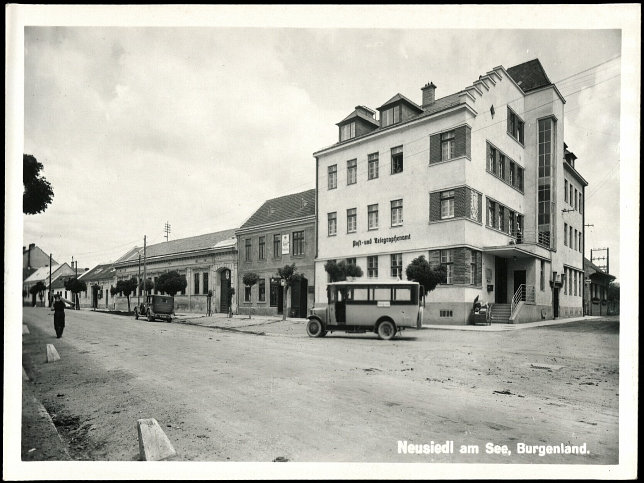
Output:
[9, 6, 639, 283]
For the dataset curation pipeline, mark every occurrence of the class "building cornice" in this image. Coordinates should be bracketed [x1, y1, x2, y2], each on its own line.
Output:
[236, 215, 316, 236]
[563, 161, 589, 187]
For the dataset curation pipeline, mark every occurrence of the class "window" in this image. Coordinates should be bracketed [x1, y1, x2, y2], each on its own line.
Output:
[441, 249, 453, 284]
[568, 268, 573, 295]
[381, 105, 400, 127]
[245, 238, 252, 261]
[498, 154, 506, 180]
[258, 279, 266, 302]
[470, 261, 476, 285]
[367, 256, 378, 278]
[564, 223, 568, 246]
[439, 310, 453, 318]
[244, 285, 251, 302]
[180, 275, 186, 295]
[470, 191, 479, 220]
[569, 184, 574, 206]
[574, 271, 578, 296]
[498, 205, 505, 232]
[203, 272, 209, 294]
[564, 180, 568, 202]
[507, 108, 525, 143]
[347, 208, 357, 233]
[564, 268, 567, 295]
[368, 152, 379, 179]
[270, 279, 279, 307]
[574, 229, 578, 251]
[441, 130, 455, 161]
[346, 257, 356, 266]
[328, 212, 337, 236]
[390, 254, 403, 279]
[538, 184, 551, 226]
[368, 204, 379, 230]
[579, 193, 583, 214]
[579, 233, 582, 253]
[507, 210, 515, 235]
[193, 273, 199, 295]
[391, 199, 403, 226]
[328, 164, 337, 190]
[293, 231, 304, 256]
[489, 146, 496, 173]
[569, 226, 573, 249]
[517, 167, 524, 191]
[391, 146, 403, 174]
[487, 199, 495, 227]
[574, 188, 578, 210]
[440, 190, 455, 219]
[273, 234, 281, 258]
[509, 161, 515, 186]
[540, 261, 545, 291]
[258, 236, 265, 260]
[347, 159, 357, 185]
[340, 122, 355, 141]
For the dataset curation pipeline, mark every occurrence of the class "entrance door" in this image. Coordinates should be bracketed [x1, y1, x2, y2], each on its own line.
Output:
[220, 269, 231, 313]
[513, 270, 527, 301]
[289, 276, 308, 318]
[277, 284, 284, 314]
[553, 287, 560, 318]
[495, 257, 508, 303]
[92, 285, 99, 309]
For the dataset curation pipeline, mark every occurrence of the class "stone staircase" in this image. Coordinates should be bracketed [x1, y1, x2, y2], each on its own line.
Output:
[489, 303, 512, 324]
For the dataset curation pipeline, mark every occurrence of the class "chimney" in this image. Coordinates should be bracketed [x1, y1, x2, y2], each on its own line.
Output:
[29, 243, 35, 249]
[421, 82, 436, 107]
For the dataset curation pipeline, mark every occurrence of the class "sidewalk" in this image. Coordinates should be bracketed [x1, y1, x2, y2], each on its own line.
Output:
[423, 315, 605, 331]
[172, 312, 308, 337]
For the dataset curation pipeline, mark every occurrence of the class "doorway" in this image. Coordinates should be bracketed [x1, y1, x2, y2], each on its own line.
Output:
[220, 269, 231, 313]
[513, 270, 526, 301]
[495, 257, 508, 303]
[553, 287, 560, 318]
[290, 276, 308, 318]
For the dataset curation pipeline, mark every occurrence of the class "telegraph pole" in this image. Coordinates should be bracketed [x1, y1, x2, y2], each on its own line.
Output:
[143, 235, 147, 305]
[49, 253, 52, 307]
[164, 222, 171, 242]
[138, 253, 141, 306]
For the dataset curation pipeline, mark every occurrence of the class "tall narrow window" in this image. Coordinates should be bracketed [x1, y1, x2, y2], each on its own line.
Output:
[258, 236, 265, 260]
[498, 154, 505, 179]
[328, 212, 337, 236]
[347, 208, 357, 233]
[347, 159, 357, 185]
[293, 231, 304, 256]
[258, 279, 266, 302]
[441, 130, 455, 161]
[508, 108, 525, 143]
[569, 184, 574, 206]
[498, 205, 505, 232]
[381, 105, 401, 127]
[367, 256, 378, 278]
[391, 199, 403, 226]
[328, 164, 337, 190]
[390, 253, 402, 279]
[517, 167, 524, 191]
[579, 193, 583, 214]
[245, 238, 252, 261]
[193, 273, 199, 295]
[488, 146, 496, 173]
[368, 152, 379, 180]
[574, 188, 578, 210]
[203, 272, 209, 294]
[368, 204, 379, 230]
[391, 146, 403, 174]
[564, 180, 568, 202]
[540, 261, 545, 291]
[564, 223, 568, 246]
[470, 191, 479, 220]
[340, 122, 355, 141]
[509, 161, 515, 185]
[440, 249, 453, 284]
[440, 190, 455, 219]
[273, 234, 281, 258]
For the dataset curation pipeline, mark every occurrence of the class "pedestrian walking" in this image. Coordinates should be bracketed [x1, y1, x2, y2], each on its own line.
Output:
[51, 294, 66, 338]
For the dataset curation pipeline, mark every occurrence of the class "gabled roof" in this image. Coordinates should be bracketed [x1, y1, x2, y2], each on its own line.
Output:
[337, 108, 379, 127]
[584, 257, 616, 280]
[377, 93, 423, 112]
[23, 263, 73, 284]
[506, 59, 553, 93]
[114, 228, 238, 264]
[79, 263, 117, 281]
[239, 189, 316, 230]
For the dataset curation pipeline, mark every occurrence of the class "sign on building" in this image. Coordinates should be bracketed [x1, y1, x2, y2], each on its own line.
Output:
[282, 234, 290, 255]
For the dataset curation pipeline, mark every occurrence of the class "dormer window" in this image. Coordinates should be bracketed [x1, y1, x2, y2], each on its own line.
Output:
[381, 105, 401, 127]
[340, 122, 356, 141]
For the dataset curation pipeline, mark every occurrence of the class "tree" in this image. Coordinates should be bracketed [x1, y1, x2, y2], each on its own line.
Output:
[277, 263, 300, 320]
[324, 260, 364, 282]
[64, 277, 87, 310]
[23, 154, 54, 215]
[29, 281, 47, 306]
[113, 278, 138, 313]
[139, 278, 154, 296]
[405, 255, 447, 297]
[156, 271, 187, 297]
[242, 272, 260, 319]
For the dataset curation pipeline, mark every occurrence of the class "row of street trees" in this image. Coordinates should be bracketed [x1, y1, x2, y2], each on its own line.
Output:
[109, 271, 188, 313]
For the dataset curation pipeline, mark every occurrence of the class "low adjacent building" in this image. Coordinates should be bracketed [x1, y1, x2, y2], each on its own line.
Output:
[22, 263, 75, 306]
[112, 229, 238, 314]
[584, 258, 616, 316]
[235, 189, 316, 317]
[23, 243, 56, 282]
[77, 263, 117, 309]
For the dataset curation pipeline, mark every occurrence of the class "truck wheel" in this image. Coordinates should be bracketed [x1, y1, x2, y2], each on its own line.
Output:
[147, 314, 153, 322]
[306, 319, 324, 338]
[377, 320, 396, 340]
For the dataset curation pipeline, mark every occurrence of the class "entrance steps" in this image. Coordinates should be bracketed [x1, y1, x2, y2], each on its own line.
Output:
[489, 303, 512, 324]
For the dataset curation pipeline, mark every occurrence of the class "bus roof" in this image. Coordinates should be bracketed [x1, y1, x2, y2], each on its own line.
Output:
[327, 280, 419, 286]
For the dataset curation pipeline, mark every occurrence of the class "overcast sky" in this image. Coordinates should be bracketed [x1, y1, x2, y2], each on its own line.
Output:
[10, 6, 639, 283]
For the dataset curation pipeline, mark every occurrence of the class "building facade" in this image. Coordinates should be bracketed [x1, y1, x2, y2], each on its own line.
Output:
[77, 263, 117, 309]
[23, 243, 56, 281]
[584, 257, 616, 316]
[313, 59, 586, 325]
[235, 189, 316, 317]
[111, 230, 238, 314]
[22, 262, 75, 306]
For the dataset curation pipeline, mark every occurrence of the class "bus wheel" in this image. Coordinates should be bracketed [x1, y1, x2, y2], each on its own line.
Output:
[147, 314, 153, 322]
[306, 319, 323, 337]
[377, 320, 396, 340]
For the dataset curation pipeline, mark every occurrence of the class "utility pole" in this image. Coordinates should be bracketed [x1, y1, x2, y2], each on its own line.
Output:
[590, 247, 610, 274]
[143, 235, 147, 306]
[49, 253, 52, 307]
[164, 222, 171, 242]
[138, 253, 141, 306]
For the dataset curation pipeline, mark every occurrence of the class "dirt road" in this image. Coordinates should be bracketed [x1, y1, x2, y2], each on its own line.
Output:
[21, 307, 618, 463]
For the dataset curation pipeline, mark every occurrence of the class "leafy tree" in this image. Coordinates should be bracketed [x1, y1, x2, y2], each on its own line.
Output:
[64, 277, 87, 310]
[324, 260, 364, 282]
[23, 154, 54, 215]
[113, 278, 138, 313]
[277, 263, 300, 320]
[242, 272, 260, 319]
[139, 278, 154, 295]
[405, 255, 447, 297]
[29, 281, 47, 306]
[156, 271, 187, 297]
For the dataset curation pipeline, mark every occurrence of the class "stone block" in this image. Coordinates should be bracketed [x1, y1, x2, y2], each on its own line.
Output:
[46, 344, 60, 363]
[23, 324, 30, 335]
[137, 418, 176, 461]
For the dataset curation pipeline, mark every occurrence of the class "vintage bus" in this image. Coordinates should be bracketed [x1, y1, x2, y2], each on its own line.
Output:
[306, 280, 424, 340]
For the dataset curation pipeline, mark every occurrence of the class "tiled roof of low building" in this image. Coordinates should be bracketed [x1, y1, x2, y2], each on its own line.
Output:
[80, 263, 117, 281]
[583, 257, 616, 280]
[239, 189, 316, 230]
[23, 264, 62, 283]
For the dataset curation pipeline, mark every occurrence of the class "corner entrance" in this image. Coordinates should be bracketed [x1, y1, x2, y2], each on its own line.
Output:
[220, 269, 231, 313]
[495, 257, 508, 303]
[513, 270, 527, 301]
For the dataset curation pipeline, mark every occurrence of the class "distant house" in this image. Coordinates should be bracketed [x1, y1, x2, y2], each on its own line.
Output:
[49, 269, 89, 305]
[235, 189, 316, 317]
[584, 257, 616, 316]
[23, 263, 75, 306]
[23, 243, 56, 281]
[112, 229, 238, 314]
[78, 263, 117, 309]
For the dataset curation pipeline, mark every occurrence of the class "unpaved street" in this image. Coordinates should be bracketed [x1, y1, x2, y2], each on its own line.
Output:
[21, 307, 618, 463]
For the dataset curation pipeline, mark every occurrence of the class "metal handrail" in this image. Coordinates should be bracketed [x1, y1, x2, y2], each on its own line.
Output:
[508, 229, 551, 248]
[511, 284, 536, 317]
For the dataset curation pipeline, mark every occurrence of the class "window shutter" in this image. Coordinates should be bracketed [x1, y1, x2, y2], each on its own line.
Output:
[429, 134, 441, 164]
[429, 192, 441, 222]
[454, 125, 471, 158]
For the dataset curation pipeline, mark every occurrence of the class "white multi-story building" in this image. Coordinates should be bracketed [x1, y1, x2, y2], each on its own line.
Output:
[313, 59, 586, 325]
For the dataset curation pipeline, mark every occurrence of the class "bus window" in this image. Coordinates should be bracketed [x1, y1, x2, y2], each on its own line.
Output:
[328, 286, 336, 303]
[373, 287, 391, 301]
[353, 287, 369, 301]
[394, 287, 412, 302]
